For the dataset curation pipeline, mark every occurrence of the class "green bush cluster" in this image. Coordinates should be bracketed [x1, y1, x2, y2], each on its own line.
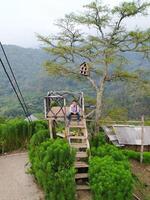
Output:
[0, 119, 48, 153]
[90, 140, 133, 200]
[29, 135, 76, 200]
[91, 144, 127, 162]
[90, 131, 106, 148]
[89, 156, 133, 200]
[123, 149, 150, 163]
[145, 120, 150, 126]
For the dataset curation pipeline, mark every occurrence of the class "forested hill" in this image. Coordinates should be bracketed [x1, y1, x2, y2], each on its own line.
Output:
[0, 45, 149, 119]
[0, 45, 89, 117]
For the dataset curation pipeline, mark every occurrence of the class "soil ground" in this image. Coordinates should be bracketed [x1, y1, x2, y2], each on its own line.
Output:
[0, 152, 44, 200]
[131, 160, 150, 200]
[77, 191, 92, 200]
[0, 152, 91, 200]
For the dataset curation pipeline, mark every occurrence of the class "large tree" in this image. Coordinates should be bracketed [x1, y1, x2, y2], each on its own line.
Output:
[38, 0, 150, 132]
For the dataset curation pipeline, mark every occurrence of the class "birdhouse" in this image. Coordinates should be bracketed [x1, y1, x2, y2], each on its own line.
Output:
[80, 62, 89, 76]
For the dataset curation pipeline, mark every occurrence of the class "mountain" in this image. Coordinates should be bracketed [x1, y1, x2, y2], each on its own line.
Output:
[0, 45, 149, 119]
[0, 45, 90, 117]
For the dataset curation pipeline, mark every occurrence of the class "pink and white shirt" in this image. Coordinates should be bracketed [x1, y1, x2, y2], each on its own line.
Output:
[70, 104, 80, 113]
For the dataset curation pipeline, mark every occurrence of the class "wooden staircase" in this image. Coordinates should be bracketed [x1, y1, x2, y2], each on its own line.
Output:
[66, 118, 90, 190]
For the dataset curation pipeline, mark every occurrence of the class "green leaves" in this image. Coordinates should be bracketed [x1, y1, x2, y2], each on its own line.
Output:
[123, 149, 150, 163]
[90, 141, 133, 199]
[75, 1, 110, 28]
[89, 144, 133, 200]
[38, 0, 150, 128]
[89, 156, 133, 200]
[38, 0, 150, 82]
[112, 1, 150, 17]
[0, 119, 48, 153]
[91, 144, 127, 162]
[29, 136, 76, 200]
[44, 61, 77, 76]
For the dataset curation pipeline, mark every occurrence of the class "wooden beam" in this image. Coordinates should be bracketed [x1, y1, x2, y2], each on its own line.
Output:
[133, 193, 141, 200]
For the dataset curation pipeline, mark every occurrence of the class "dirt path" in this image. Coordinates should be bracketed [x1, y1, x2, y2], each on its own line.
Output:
[131, 160, 150, 200]
[0, 152, 92, 200]
[0, 152, 44, 200]
[77, 191, 92, 200]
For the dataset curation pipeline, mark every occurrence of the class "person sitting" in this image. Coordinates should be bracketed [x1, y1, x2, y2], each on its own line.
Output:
[67, 100, 81, 125]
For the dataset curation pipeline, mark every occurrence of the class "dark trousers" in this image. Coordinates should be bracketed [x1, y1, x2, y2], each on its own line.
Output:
[67, 112, 80, 121]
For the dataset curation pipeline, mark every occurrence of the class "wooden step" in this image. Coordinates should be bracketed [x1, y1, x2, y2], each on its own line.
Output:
[75, 161, 88, 168]
[75, 173, 88, 179]
[69, 136, 87, 140]
[76, 152, 88, 158]
[56, 133, 65, 138]
[76, 184, 90, 190]
[71, 143, 87, 148]
[69, 137, 87, 144]
[69, 124, 85, 128]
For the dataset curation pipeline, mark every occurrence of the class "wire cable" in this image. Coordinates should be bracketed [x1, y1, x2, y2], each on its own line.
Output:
[0, 42, 31, 121]
[0, 58, 31, 122]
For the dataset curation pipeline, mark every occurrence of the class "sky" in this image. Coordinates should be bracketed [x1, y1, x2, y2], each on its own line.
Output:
[0, 0, 150, 48]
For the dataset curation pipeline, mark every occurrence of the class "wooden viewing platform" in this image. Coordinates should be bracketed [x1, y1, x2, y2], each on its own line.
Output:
[46, 106, 83, 120]
[44, 91, 90, 191]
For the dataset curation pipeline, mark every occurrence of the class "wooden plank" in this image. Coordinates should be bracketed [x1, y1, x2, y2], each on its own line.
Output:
[47, 107, 67, 118]
[75, 173, 88, 179]
[71, 143, 87, 148]
[76, 152, 88, 158]
[76, 185, 90, 190]
[133, 193, 141, 200]
[69, 136, 87, 140]
[75, 161, 88, 168]
[56, 133, 65, 138]
[47, 106, 83, 119]
[68, 124, 85, 128]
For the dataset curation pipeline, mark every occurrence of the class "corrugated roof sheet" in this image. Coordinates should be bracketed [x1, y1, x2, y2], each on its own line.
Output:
[113, 126, 150, 145]
[102, 126, 124, 147]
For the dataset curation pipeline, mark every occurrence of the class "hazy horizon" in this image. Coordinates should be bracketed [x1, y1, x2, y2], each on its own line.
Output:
[1, 0, 150, 48]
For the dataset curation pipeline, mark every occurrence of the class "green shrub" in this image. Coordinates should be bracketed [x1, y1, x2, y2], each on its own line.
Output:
[122, 150, 139, 161]
[29, 138, 76, 200]
[145, 120, 150, 126]
[89, 156, 133, 200]
[0, 120, 30, 152]
[0, 119, 48, 153]
[29, 129, 49, 148]
[143, 152, 150, 163]
[91, 144, 127, 162]
[90, 144, 133, 199]
[122, 149, 150, 163]
[90, 131, 106, 148]
[31, 120, 48, 132]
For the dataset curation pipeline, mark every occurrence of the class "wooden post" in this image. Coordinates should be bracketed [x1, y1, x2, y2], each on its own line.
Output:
[48, 120, 53, 139]
[52, 120, 57, 139]
[63, 97, 68, 139]
[44, 97, 47, 119]
[81, 92, 85, 113]
[64, 98, 66, 124]
[140, 115, 144, 163]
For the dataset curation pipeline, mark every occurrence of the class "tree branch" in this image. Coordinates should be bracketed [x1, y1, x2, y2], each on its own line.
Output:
[86, 76, 98, 91]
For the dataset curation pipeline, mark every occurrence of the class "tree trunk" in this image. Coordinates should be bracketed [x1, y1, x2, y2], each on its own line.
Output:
[95, 79, 105, 134]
